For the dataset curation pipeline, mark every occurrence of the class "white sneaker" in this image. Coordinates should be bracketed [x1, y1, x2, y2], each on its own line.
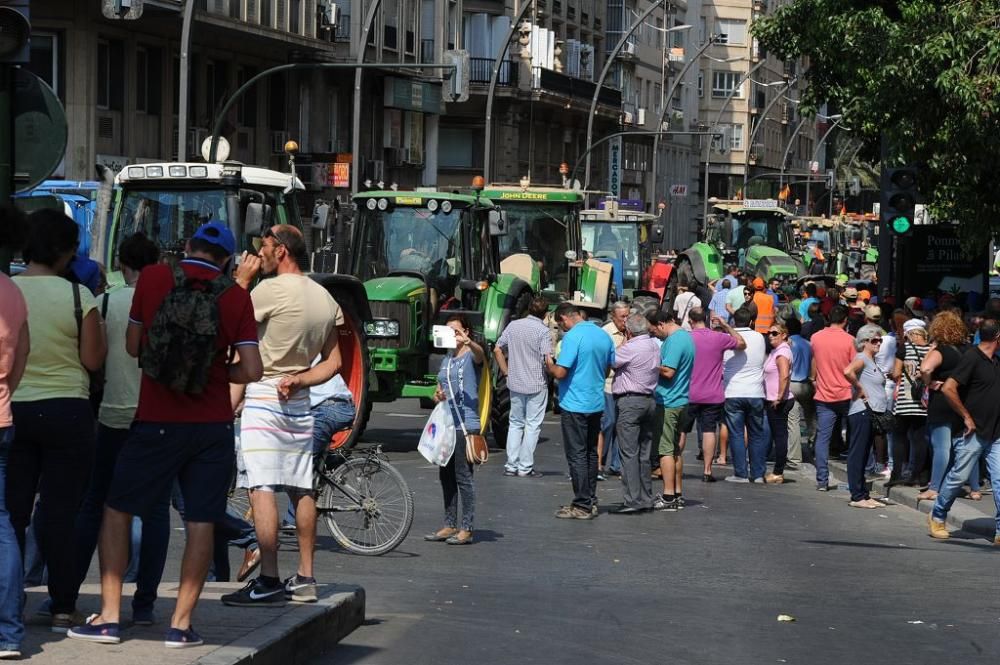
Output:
[724, 475, 750, 483]
[0, 649, 22, 659]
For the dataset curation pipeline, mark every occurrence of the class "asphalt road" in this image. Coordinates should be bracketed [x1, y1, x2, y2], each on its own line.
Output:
[302, 402, 999, 665]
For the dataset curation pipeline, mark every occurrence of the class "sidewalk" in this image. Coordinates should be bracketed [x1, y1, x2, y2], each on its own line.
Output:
[826, 459, 997, 538]
[18, 582, 364, 664]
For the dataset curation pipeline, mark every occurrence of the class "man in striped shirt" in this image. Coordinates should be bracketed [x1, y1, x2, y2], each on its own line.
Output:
[494, 296, 552, 477]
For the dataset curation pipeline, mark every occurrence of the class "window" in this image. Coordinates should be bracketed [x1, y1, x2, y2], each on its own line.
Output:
[97, 40, 110, 109]
[698, 16, 707, 45]
[722, 123, 744, 151]
[269, 73, 287, 130]
[440, 127, 474, 168]
[712, 71, 743, 98]
[717, 18, 746, 45]
[27, 32, 58, 96]
[698, 70, 703, 97]
[238, 67, 258, 126]
[207, 61, 228, 118]
[384, 0, 399, 50]
[97, 39, 124, 111]
[653, 83, 661, 113]
[290, 0, 301, 34]
[135, 46, 162, 114]
[261, 0, 273, 26]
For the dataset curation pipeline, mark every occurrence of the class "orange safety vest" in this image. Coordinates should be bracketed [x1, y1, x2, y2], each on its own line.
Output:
[752, 291, 775, 333]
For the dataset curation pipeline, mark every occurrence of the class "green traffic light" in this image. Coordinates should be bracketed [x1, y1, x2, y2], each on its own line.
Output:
[891, 216, 911, 234]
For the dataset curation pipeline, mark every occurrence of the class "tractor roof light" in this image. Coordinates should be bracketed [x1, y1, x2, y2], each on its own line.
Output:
[127, 166, 145, 179]
[377, 197, 390, 211]
[366, 198, 378, 210]
[427, 199, 439, 212]
[189, 165, 208, 177]
[471, 175, 485, 192]
[440, 200, 453, 214]
[168, 165, 187, 177]
[145, 166, 164, 178]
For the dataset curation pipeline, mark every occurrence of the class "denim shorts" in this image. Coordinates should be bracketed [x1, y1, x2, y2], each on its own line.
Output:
[107, 422, 235, 523]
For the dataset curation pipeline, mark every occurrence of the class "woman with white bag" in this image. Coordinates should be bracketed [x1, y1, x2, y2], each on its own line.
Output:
[424, 314, 485, 545]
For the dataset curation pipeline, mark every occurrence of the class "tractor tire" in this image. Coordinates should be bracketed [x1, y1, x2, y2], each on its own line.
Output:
[327, 298, 370, 452]
[490, 371, 511, 451]
[631, 295, 661, 318]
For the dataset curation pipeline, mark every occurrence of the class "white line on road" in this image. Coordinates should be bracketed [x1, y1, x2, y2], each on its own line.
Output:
[384, 413, 427, 418]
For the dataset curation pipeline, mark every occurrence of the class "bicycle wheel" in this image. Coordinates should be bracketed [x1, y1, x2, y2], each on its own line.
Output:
[316, 456, 414, 555]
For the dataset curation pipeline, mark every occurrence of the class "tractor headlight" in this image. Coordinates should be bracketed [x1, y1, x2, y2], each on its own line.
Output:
[440, 200, 453, 214]
[366, 198, 378, 210]
[365, 319, 400, 337]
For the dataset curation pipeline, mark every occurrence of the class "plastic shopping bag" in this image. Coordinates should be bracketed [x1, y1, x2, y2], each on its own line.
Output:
[418, 402, 456, 466]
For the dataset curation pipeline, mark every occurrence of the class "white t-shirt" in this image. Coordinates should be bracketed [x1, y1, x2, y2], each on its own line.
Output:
[99, 286, 141, 429]
[723, 327, 767, 399]
[673, 291, 701, 330]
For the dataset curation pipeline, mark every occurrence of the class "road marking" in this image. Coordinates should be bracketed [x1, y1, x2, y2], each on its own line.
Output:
[384, 413, 426, 419]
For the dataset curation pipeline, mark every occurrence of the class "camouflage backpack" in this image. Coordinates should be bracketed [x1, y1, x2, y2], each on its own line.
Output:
[140, 266, 234, 394]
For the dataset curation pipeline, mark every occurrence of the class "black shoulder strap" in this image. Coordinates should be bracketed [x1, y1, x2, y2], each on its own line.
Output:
[72, 282, 84, 354]
[172, 264, 187, 288]
[101, 292, 110, 319]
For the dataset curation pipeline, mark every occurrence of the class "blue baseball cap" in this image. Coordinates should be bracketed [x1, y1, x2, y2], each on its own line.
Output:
[192, 220, 236, 256]
[70, 256, 103, 294]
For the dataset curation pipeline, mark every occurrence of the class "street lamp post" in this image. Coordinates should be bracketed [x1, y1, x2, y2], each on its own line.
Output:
[583, 0, 669, 190]
[483, 1, 536, 183]
[804, 115, 847, 215]
[778, 117, 807, 191]
[350, 0, 385, 194]
[701, 59, 766, 223]
[741, 77, 796, 195]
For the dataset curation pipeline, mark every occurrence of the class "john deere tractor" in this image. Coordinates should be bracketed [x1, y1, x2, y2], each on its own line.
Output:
[351, 186, 545, 448]
[672, 199, 803, 301]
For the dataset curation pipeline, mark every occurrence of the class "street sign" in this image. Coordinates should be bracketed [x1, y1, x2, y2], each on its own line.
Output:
[442, 49, 470, 103]
[669, 184, 688, 197]
[14, 69, 68, 193]
[608, 137, 622, 199]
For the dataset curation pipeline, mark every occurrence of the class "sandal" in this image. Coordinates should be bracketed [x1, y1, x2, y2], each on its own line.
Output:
[445, 530, 474, 545]
[423, 527, 458, 542]
[916, 490, 937, 501]
[969, 491, 983, 501]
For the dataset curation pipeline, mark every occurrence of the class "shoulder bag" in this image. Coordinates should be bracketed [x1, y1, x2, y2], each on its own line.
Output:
[905, 340, 928, 405]
[865, 357, 896, 435]
[446, 354, 489, 465]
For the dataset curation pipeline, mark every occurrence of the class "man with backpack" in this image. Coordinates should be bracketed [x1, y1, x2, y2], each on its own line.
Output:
[221, 225, 343, 608]
[69, 221, 263, 648]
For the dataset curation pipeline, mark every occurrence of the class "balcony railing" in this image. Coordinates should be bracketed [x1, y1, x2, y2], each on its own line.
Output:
[532, 67, 622, 107]
[470, 57, 518, 87]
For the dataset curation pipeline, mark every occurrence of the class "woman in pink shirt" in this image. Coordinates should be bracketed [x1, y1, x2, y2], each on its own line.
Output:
[763, 323, 794, 484]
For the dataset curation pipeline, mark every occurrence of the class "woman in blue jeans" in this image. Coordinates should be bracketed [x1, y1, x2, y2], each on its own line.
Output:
[843, 328, 890, 508]
[424, 315, 484, 546]
[918, 311, 970, 501]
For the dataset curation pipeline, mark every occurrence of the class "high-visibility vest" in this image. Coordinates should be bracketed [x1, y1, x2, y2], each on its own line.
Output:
[752, 291, 775, 333]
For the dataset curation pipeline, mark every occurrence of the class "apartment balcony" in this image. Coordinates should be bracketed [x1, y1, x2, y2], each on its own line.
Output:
[532, 67, 622, 108]
[469, 57, 518, 87]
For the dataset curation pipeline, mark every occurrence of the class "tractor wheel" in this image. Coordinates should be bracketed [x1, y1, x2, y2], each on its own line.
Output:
[631, 295, 661, 318]
[326, 299, 371, 452]
[490, 370, 511, 451]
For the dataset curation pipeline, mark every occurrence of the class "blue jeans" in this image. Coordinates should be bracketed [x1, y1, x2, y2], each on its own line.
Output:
[932, 433, 1000, 533]
[815, 400, 850, 486]
[847, 411, 874, 502]
[284, 398, 356, 525]
[75, 425, 171, 612]
[724, 398, 767, 480]
[0, 427, 24, 652]
[506, 390, 548, 473]
[928, 424, 955, 493]
[600, 393, 621, 473]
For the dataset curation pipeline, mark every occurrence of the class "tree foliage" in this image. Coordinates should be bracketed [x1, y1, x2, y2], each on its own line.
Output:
[753, 0, 1000, 242]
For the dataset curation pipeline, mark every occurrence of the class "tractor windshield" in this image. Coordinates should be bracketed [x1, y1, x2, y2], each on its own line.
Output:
[497, 203, 573, 294]
[355, 206, 464, 293]
[117, 188, 228, 259]
[581, 222, 642, 288]
[730, 213, 789, 250]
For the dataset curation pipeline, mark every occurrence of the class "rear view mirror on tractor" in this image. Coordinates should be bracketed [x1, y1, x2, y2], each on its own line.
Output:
[244, 202, 270, 236]
[489, 209, 506, 236]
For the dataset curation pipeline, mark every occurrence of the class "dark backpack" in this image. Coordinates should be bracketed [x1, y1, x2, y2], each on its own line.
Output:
[140, 266, 234, 394]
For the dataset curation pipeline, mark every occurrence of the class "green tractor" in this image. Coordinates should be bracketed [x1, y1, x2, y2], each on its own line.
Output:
[579, 202, 665, 306]
[351, 187, 543, 448]
[672, 199, 804, 301]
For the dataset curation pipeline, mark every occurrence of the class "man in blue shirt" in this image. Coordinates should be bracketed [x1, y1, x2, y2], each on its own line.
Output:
[648, 310, 695, 511]
[785, 317, 814, 466]
[546, 303, 614, 519]
[798, 282, 819, 322]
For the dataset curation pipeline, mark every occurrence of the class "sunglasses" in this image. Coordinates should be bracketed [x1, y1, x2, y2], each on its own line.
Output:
[768, 331, 783, 337]
[867, 338, 883, 344]
[251, 228, 285, 253]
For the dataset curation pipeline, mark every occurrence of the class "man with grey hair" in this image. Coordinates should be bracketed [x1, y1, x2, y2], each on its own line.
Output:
[598, 302, 630, 479]
[608, 313, 661, 513]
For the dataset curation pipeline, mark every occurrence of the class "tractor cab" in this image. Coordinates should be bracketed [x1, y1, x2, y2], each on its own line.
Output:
[580, 201, 662, 302]
[480, 182, 584, 301]
[712, 199, 801, 281]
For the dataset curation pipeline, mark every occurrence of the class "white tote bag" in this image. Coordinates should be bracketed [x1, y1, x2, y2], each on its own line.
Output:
[418, 402, 457, 466]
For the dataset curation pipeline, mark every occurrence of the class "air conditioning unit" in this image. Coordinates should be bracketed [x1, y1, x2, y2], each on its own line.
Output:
[622, 42, 636, 57]
[667, 47, 685, 63]
[780, 103, 791, 125]
[622, 111, 634, 125]
[671, 109, 684, 124]
[271, 130, 290, 154]
[637, 108, 646, 125]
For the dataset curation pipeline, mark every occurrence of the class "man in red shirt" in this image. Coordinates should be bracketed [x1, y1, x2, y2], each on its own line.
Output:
[69, 222, 263, 648]
[809, 305, 855, 491]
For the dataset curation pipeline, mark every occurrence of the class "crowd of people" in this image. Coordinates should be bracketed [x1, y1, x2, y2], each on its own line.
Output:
[495, 267, 999, 540]
[0, 209, 358, 658]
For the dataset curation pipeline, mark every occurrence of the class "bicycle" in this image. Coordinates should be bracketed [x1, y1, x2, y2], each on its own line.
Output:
[227, 443, 414, 556]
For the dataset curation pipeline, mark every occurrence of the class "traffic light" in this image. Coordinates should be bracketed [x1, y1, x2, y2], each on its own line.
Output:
[881, 166, 917, 236]
[0, 1, 30, 64]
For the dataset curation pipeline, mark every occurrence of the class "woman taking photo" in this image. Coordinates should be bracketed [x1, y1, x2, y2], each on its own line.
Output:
[9, 210, 107, 631]
[918, 311, 970, 501]
[763, 322, 794, 484]
[843, 327, 889, 508]
[425, 314, 485, 546]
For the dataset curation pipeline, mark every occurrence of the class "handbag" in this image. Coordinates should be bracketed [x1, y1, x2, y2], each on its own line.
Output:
[417, 401, 456, 466]
[445, 354, 489, 465]
[871, 410, 896, 435]
[904, 340, 928, 403]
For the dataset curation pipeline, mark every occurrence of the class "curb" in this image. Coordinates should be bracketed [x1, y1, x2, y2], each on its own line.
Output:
[195, 585, 366, 665]
[827, 460, 996, 539]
